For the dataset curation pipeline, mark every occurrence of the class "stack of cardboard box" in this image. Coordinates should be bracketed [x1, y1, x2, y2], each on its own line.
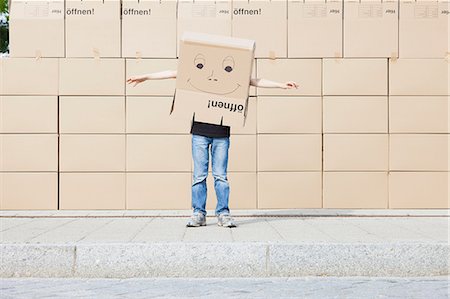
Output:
[1, 0, 448, 210]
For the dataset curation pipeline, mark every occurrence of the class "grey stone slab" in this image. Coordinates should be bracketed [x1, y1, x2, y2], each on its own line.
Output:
[1, 218, 77, 243]
[74, 243, 267, 278]
[265, 218, 339, 243]
[85, 210, 126, 216]
[183, 220, 234, 242]
[77, 218, 152, 243]
[340, 217, 438, 242]
[0, 218, 38, 232]
[268, 243, 450, 277]
[300, 218, 387, 243]
[0, 244, 75, 277]
[230, 218, 284, 242]
[131, 217, 186, 242]
[1, 277, 449, 299]
[27, 218, 114, 243]
[374, 217, 449, 243]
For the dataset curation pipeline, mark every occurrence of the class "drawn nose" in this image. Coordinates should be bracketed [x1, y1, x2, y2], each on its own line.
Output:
[207, 70, 218, 82]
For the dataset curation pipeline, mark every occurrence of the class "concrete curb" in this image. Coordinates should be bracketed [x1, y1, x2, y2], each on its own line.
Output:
[1, 242, 449, 278]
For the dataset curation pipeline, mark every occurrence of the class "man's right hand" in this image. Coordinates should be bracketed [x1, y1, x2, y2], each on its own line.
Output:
[126, 75, 148, 87]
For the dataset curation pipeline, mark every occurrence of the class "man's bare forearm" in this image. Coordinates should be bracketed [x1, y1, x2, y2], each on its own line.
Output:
[145, 70, 177, 80]
[250, 78, 283, 88]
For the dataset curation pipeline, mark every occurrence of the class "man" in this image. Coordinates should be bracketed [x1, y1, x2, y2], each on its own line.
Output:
[127, 70, 298, 228]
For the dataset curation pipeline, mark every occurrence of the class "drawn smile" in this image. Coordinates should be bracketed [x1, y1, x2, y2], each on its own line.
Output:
[187, 78, 241, 95]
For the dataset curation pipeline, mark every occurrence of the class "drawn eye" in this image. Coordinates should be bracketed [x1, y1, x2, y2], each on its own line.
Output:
[194, 54, 206, 70]
[222, 56, 235, 73]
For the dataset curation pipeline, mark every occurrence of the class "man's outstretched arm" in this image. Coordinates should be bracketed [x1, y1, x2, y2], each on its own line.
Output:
[250, 78, 298, 89]
[126, 70, 177, 87]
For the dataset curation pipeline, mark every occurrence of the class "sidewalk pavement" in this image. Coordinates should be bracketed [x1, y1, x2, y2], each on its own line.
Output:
[1, 209, 449, 278]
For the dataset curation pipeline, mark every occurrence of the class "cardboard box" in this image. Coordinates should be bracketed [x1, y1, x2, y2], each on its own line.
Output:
[65, 0, 121, 57]
[323, 96, 388, 133]
[125, 59, 177, 96]
[171, 32, 255, 127]
[177, 0, 232, 56]
[343, 0, 398, 57]
[0, 96, 57, 133]
[389, 96, 449, 133]
[232, 0, 287, 58]
[256, 59, 322, 96]
[126, 96, 191, 134]
[126, 172, 191, 209]
[0, 172, 58, 210]
[59, 134, 126, 171]
[389, 134, 449, 171]
[257, 134, 322, 171]
[126, 135, 191, 171]
[399, 0, 450, 58]
[323, 172, 388, 208]
[122, 0, 177, 58]
[231, 96, 257, 134]
[9, 0, 65, 57]
[206, 172, 257, 210]
[389, 59, 449, 96]
[0, 58, 59, 95]
[288, 0, 343, 58]
[323, 134, 389, 171]
[227, 135, 257, 172]
[389, 172, 449, 208]
[59, 96, 125, 133]
[59, 173, 126, 209]
[323, 58, 388, 95]
[59, 58, 125, 95]
[257, 96, 322, 133]
[0, 134, 58, 171]
[258, 172, 322, 208]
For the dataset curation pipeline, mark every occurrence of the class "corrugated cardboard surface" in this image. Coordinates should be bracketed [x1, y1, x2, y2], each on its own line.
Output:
[59, 134, 126, 171]
[258, 172, 322, 209]
[389, 172, 449, 208]
[399, 1, 449, 58]
[323, 172, 388, 209]
[59, 96, 125, 133]
[0, 134, 58, 171]
[2, 4, 449, 210]
[288, 0, 342, 58]
[0, 96, 58, 133]
[323, 134, 389, 171]
[59, 173, 126, 209]
[126, 172, 191, 209]
[122, 0, 177, 58]
[343, 1, 398, 58]
[0, 173, 58, 210]
[65, 0, 121, 57]
[323, 96, 388, 133]
[389, 134, 449, 171]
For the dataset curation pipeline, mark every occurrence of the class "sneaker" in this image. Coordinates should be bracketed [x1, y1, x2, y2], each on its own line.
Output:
[217, 213, 237, 228]
[186, 212, 206, 227]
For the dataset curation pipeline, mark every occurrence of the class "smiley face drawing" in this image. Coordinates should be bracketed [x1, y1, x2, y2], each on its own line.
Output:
[187, 53, 242, 95]
[176, 33, 255, 100]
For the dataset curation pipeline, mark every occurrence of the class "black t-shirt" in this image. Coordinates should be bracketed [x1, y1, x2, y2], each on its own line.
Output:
[190, 121, 230, 138]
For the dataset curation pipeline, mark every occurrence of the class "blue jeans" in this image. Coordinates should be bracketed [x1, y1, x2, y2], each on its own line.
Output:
[191, 134, 230, 216]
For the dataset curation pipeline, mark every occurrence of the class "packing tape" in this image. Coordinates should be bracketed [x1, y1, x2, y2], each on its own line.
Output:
[334, 52, 341, 58]
[390, 52, 398, 63]
[269, 51, 276, 60]
[35, 50, 42, 60]
[136, 51, 142, 60]
[445, 52, 450, 62]
[93, 47, 100, 60]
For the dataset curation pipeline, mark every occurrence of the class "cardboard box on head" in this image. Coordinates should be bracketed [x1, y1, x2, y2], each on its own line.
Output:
[171, 32, 256, 127]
